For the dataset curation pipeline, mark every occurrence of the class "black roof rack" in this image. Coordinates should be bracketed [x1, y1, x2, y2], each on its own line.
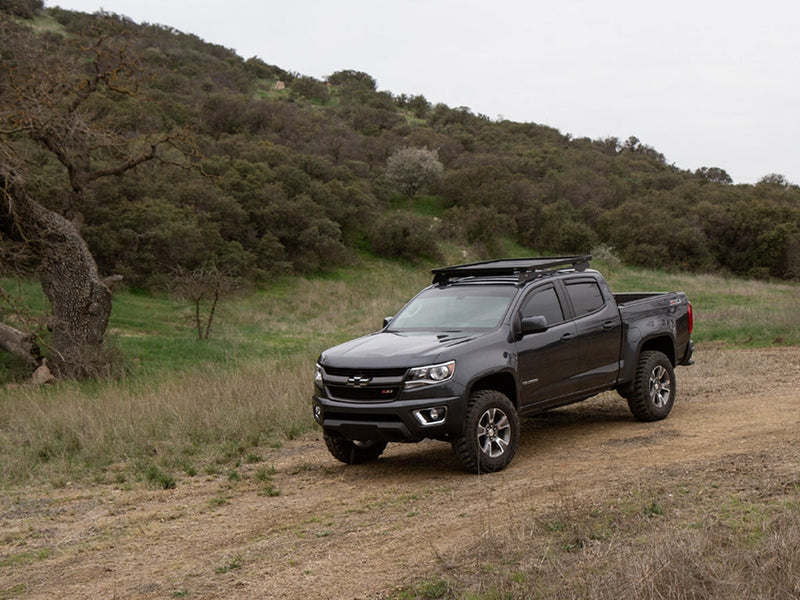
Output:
[431, 255, 592, 286]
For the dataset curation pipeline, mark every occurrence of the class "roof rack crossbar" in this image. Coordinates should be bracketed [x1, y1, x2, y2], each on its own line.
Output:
[431, 255, 592, 285]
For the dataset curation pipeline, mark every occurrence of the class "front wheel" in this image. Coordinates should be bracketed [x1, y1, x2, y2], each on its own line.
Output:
[323, 432, 387, 464]
[627, 350, 676, 421]
[452, 389, 520, 474]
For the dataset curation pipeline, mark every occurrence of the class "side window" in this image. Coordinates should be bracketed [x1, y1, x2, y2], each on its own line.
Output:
[566, 281, 605, 317]
[522, 286, 564, 325]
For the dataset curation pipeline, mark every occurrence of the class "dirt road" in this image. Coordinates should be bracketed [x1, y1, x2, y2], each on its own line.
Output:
[2, 346, 799, 599]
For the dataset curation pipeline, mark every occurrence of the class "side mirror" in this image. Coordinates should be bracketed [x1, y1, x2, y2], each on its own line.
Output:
[383, 316, 394, 328]
[520, 316, 548, 335]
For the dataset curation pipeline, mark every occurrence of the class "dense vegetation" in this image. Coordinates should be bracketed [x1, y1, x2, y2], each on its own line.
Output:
[2, 3, 799, 297]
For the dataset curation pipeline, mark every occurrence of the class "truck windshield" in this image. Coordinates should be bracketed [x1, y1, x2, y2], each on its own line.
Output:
[389, 285, 516, 331]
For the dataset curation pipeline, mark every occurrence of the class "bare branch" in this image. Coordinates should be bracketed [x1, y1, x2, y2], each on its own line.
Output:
[84, 139, 162, 182]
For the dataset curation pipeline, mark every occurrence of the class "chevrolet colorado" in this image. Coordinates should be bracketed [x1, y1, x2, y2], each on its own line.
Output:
[313, 256, 694, 473]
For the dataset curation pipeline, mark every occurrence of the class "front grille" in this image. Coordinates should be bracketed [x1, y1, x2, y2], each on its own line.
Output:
[327, 385, 401, 401]
[323, 366, 408, 378]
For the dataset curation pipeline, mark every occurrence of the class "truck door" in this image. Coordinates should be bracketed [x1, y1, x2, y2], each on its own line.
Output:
[516, 284, 580, 408]
[563, 278, 622, 392]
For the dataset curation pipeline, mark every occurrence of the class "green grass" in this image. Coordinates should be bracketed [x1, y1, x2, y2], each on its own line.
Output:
[0, 257, 432, 486]
[1, 255, 798, 487]
[389, 194, 450, 218]
[99, 259, 430, 378]
[594, 259, 800, 346]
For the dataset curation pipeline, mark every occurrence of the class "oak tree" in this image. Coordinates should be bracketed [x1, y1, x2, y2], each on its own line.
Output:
[0, 14, 184, 377]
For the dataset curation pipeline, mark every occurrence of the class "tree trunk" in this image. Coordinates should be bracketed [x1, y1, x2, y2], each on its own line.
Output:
[0, 322, 40, 365]
[2, 171, 112, 377]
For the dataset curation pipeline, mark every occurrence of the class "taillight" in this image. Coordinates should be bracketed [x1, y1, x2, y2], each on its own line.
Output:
[687, 302, 694, 334]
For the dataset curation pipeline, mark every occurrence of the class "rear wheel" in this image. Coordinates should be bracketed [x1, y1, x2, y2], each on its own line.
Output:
[323, 432, 387, 464]
[452, 389, 520, 474]
[627, 350, 676, 421]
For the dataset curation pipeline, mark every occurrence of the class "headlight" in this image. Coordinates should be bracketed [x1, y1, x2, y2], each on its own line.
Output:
[405, 360, 455, 389]
[314, 364, 324, 387]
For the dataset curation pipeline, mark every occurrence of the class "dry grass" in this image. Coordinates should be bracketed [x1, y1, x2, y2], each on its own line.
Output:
[399, 450, 800, 600]
[0, 355, 315, 486]
[392, 346, 800, 599]
[0, 258, 433, 487]
[1, 346, 798, 600]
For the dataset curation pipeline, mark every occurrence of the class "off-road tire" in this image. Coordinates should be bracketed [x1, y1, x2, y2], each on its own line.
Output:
[627, 350, 676, 422]
[323, 432, 387, 465]
[452, 389, 520, 474]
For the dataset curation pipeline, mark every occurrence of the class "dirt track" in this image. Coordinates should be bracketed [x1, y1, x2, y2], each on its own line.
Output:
[2, 346, 799, 599]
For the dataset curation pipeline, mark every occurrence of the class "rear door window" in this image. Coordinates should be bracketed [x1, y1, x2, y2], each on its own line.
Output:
[565, 281, 605, 317]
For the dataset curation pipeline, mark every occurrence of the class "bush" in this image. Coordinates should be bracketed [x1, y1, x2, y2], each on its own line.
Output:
[327, 69, 377, 92]
[290, 76, 329, 104]
[385, 146, 444, 197]
[368, 213, 441, 263]
[520, 199, 598, 254]
[441, 205, 514, 257]
[262, 194, 349, 273]
[0, 0, 42, 18]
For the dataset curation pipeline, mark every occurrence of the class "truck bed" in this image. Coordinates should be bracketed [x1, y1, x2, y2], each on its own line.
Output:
[613, 291, 675, 306]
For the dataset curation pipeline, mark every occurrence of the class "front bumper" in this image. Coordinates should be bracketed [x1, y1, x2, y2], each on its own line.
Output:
[312, 392, 464, 443]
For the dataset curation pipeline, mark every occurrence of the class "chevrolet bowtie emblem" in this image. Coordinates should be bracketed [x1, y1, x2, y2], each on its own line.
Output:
[346, 376, 372, 387]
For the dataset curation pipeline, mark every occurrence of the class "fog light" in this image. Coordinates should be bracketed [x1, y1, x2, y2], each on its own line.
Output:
[412, 406, 447, 426]
[313, 405, 322, 423]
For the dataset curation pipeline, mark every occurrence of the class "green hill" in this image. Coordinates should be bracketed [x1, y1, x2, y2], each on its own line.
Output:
[2, 3, 798, 290]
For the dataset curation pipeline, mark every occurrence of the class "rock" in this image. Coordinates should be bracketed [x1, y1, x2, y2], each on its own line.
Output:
[30, 364, 55, 385]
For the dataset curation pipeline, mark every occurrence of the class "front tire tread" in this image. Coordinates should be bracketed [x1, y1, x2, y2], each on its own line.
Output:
[452, 389, 519, 474]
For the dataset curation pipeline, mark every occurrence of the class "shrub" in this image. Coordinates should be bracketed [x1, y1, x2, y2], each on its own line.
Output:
[290, 76, 329, 104]
[0, 0, 42, 18]
[385, 146, 444, 197]
[327, 69, 377, 92]
[441, 205, 515, 257]
[368, 213, 441, 263]
[520, 199, 598, 254]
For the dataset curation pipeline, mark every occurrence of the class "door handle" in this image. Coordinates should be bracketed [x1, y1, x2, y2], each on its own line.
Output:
[602, 321, 616, 330]
[560, 333, 573, 343]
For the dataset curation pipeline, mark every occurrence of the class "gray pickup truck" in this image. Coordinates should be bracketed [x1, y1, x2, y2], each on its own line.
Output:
[313, 256, 694, 473]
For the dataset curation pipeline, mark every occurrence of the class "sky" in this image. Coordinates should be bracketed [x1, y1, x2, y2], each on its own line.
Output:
[49, 0, 800, 185]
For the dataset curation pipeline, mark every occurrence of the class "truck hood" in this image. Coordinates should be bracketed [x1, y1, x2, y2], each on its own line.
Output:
[319, 330, 487, 369]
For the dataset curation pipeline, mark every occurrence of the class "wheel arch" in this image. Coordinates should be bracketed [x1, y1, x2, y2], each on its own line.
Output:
[468, 371, 518, 407]
[639, 335, 676, 366]
[618, 334, 676, 397]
